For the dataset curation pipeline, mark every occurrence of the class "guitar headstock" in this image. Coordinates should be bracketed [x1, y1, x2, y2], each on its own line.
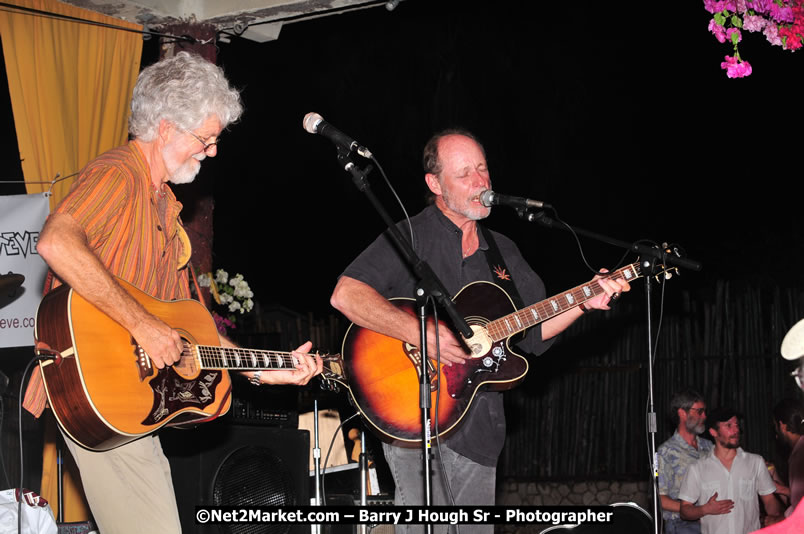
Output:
[608, 259, 680, 287]
[319, 353, 346, 392]
[653, 265, 679, 282]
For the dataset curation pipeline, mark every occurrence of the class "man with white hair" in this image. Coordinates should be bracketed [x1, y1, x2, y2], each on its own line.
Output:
[31, 52, 321, 533]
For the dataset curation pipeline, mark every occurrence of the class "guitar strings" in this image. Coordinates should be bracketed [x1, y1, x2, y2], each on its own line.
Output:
[187, 344, 302, 369]
[486, 264, 638, 341]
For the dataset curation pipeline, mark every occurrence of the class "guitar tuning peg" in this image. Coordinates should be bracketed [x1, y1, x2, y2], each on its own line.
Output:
[653, 267, 679, 282]
[318, 375, 340, 393]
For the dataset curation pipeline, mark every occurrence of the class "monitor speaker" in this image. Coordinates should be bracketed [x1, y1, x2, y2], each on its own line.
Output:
[162, 419, 310, 534]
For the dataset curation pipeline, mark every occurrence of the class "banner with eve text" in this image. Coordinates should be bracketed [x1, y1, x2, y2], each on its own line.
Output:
[0, 194, 49, 348]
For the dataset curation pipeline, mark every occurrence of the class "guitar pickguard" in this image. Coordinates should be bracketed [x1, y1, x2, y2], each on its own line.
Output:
[442, 338, 512, 399]
[142, 368, 223, 425]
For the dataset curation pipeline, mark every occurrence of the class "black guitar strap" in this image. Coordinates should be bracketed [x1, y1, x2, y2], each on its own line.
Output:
[479, 225, 525, 310]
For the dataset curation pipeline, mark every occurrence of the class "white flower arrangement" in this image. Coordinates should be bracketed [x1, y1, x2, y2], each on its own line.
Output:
[198, 268, 255, 334]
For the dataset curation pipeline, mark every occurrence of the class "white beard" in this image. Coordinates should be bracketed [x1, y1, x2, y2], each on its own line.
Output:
[166, 152, 205, 185]
[440, 184, 491, 221]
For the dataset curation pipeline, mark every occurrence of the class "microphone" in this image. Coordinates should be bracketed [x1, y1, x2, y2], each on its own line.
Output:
[479, 190, 551, 210]
[303, 112, 372, 158]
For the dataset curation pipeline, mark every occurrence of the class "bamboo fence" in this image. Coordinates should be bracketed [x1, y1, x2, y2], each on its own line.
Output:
[499, 280, 804, 480]
[236, 280, 804, 481]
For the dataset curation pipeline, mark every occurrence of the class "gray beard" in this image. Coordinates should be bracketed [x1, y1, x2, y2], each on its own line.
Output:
[686, 419, 706, 436]
[441, 189, 490, 221]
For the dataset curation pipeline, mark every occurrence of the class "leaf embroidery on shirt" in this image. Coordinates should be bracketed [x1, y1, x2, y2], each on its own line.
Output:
[494, 265, 511, 281]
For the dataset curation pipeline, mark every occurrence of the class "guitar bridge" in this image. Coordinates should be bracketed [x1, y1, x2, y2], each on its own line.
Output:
[403, 342, 437, 391]
[132, 336, 154, 381]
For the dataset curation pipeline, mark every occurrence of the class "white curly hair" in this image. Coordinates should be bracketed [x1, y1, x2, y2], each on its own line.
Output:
[129, 51, 243, 141]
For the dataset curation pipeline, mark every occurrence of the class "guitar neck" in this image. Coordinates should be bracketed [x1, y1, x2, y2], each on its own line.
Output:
[486, 262, 641, 342]
[193, 345, 302, 371]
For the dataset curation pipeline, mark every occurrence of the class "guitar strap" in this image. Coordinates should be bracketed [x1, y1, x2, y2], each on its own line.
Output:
[478, 225, 525, 310]
[187, 261, 210, 309]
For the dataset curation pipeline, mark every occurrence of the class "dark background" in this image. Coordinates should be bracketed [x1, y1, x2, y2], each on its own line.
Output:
[3, 0, 803, 317]
[193, 0, 804, 317]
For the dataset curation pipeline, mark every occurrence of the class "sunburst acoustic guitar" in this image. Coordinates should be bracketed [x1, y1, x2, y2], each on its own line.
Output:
[321, 262, 644, 445]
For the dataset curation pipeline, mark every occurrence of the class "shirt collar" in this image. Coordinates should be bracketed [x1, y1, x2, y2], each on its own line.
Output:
[425, 204, 489, 251]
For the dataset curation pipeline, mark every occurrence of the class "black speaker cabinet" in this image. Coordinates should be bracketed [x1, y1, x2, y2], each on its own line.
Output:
[161, 419, 310, 534]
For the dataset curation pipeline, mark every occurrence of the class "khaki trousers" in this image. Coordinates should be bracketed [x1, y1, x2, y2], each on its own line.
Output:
[62, 431, 182, 534]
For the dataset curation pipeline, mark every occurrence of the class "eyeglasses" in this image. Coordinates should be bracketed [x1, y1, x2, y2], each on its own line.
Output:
[687, 407, 706, 415]
[181, 127, 219, 155]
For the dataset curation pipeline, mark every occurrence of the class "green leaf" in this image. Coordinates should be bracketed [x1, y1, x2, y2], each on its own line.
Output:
[715, 12, 726, 26]
[731, 15, 743, 28]
[731, 32, 740, 45]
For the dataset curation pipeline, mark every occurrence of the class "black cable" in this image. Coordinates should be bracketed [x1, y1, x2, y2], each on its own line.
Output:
[16, 354, 55, 533]
[320, 412, 359, 505]
[369, 155, 415, 250]
[0, 396, 11, 489]
[644, 256, 669, 534]
[430, 300, 462, 534]
[549, 206, 643, 277]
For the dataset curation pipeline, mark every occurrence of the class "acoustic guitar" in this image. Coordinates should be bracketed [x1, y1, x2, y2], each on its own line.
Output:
[321, 262, 644, 445]
[34, 278, 320, 451]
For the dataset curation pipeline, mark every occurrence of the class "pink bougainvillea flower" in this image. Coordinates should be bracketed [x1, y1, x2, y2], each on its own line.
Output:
[709, 19, 728, 42]
[704, 0, 738, 13]
[770, 3, 795, 23]
[742, 14, 768, 32]
[212, 312, 236, 335]
[764, 23, 784, 46]
[720, 55, 753, 77]
[747, 0, 776, 16]
[727, 27, 743, 42]
[705, 0, 801, 77]
[780, 27, 803, 49]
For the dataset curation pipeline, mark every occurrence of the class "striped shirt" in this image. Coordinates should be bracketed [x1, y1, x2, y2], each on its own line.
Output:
[24, 142, 191, 417]
[55, 141, 191, 300]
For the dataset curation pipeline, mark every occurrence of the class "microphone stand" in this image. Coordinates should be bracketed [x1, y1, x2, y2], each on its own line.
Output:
[312, 399, 322, 534]
[335, 149, 474, 527]
[358, 429, 368, 534]
[521, 209, 702, 534]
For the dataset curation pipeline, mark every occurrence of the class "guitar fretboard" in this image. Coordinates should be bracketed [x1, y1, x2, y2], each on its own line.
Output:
[194, 345, 301, 370]
[485, 262, 642, 342]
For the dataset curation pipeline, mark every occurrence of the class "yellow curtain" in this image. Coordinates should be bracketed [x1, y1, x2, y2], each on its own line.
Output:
[0, 0, 143, 522]
[0, 0, 142, 209]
